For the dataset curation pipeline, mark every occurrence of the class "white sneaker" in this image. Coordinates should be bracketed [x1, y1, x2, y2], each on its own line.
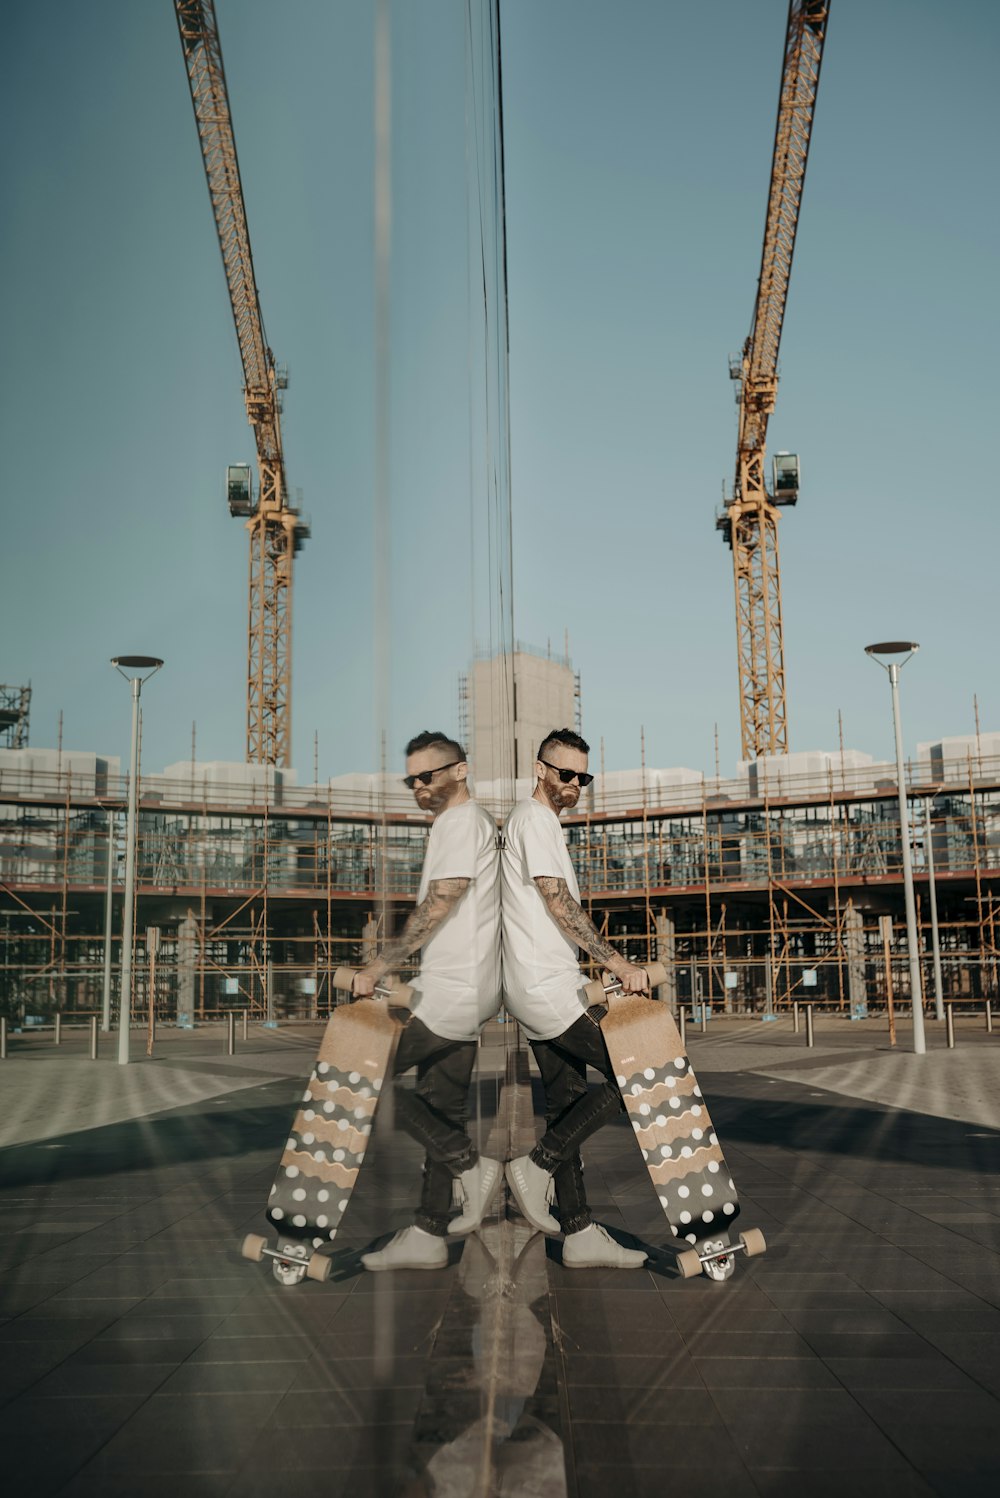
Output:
[450, 1156, 502, 1235]
[361, 1225, 448, 1272]
[505, 1155, 560, 1235]
[562, 1223, 647, 1269]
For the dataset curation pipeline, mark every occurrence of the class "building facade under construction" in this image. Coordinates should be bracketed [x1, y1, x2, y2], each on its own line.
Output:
[1, 730, 997, 1029]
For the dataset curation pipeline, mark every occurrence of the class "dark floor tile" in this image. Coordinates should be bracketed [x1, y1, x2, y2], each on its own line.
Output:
[879, 1423, 1000, 1473]
[693, 1356, 840, 1390]
[781, 1307, 911, 1336]
[68, 1335, 205, 1365]
[270, 1386, 422, 1428]
[157, 1360, 300, 1395]
[710, 1386, 864, 1425]
[187, 1332, 318, 1363]
[667, 1302, 794, 1335]
[0, 1315, 115, 1345]
[678, 1330, 813, 1359]
[796, 1333, 942, 1361]
[72, 1421, 252, 1478]
[750, 1473, 935, 1497]
[574, 1464, 759, 1498]
[31, 1360, 176, 1398]
[854, 1386, 1000, 1430]
[93, 1312, 226, 1342]
[240, 1422, 415, 1472]
[572, 1420, 746, 1469]
[730, 1417, 918, 1471]
[825, 1356, 984, 1393]
[567, 1383, 720, 1425]
[289, 1354, 427, 1393]
[56, 1473, 235, 1498]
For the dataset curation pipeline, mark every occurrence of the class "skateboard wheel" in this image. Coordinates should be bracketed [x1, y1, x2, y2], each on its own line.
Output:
[646, 961, 667, 987]
[677, 1248, 702, 1279]
[306, 1252, 332, 1283]
[584, 977, 605, 1006]
[332, 966, 356, 993]
[739, 1228, 766, 1257]
[241, 1233, 267, 1263]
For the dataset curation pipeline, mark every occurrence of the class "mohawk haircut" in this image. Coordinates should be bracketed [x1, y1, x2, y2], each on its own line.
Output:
[537, 727, 590, 760]
[404, 729, 467, 762]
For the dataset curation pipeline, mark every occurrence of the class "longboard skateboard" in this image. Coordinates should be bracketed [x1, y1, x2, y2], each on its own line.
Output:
[241, 967, 409, 1286]
[596, 964, 766, 1281]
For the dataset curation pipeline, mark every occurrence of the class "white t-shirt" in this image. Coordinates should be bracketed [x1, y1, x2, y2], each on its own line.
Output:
[500, 798, 588, 1042]
[407, 798, 501, 1042]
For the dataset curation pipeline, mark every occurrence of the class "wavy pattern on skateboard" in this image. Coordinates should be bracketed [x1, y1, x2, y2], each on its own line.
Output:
[603, 997, 741, 1248]
[263, 999, 398, 1252]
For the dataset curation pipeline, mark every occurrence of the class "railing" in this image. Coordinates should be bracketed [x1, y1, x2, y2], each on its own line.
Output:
[2, 751, 998, 822]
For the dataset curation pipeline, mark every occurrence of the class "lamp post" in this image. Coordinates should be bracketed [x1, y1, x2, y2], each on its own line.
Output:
[865, 642, 925, 1055]
[924, 793, 945, 1022]
[101, 807, 116, 1032]
[111, 656, 163, 1065]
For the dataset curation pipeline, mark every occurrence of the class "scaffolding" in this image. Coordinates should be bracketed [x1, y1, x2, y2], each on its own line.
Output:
[1, 750, 997, 1026]
[0, 684, 31, 749]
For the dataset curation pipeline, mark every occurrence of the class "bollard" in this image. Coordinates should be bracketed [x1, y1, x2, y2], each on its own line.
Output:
[986, 1002, 993, 1035]
[805, 1005, 815, 1049]
[89, 1015, 98, 1060]
[793, 1002, 800, 1035]
[1, 1015, 6, 1059]
[242, 1010, 248, 1042]
[227, 1011, 235, 1056]
[54, 1013, 62, 1046]
[945, 1005, 955, 1049]
[678, 1006, 686, 1047]
[701, 1003, 708, 1034]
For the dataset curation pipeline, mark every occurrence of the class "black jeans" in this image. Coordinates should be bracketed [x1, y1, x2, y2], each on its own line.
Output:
[528, 1006, 623, 1235]
[392, 1016, 479, 1236]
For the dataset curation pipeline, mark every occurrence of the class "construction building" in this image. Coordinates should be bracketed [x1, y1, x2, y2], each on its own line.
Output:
[1, 730, 997, 1028]
[461, 641, 581, 784]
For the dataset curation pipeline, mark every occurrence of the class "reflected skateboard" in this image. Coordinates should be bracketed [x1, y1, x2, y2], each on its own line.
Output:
[240, 967, 409, 1285]
[597, 965, 766, 1280]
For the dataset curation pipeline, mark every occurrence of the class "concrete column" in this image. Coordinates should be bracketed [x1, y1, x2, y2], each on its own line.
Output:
[844, 899, 868, 1018]
[362, 913, 379, 966]
[177, 910, 197, 1029]
[654, 910, 677, 1014]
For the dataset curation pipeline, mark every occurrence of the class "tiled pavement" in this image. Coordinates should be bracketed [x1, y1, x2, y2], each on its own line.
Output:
[1, 1020, 999, 1495]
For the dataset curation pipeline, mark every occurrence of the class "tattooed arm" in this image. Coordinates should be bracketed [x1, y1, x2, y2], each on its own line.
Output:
[534, 876, 650, 995]
[352, 877, 470, 995]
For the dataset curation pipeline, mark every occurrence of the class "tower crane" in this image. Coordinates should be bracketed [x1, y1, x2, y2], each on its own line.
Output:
[717, 0, 829, 762]
[175, 0, 308, 769]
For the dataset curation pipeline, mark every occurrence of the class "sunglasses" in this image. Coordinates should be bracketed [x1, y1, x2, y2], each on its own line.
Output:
[539, 759, 594, 788]
[403, 759, 462, 790]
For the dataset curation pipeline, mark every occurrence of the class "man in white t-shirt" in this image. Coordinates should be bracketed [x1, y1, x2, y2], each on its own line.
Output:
[352, 731, 502, 1271]
[501, 727, 651, 1269]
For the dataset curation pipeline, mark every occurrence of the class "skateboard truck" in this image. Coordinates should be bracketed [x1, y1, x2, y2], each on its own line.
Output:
[675, 1227, 767, 1281]
[240, 1232, 332, 1286]
[585, 960, 667, 1006]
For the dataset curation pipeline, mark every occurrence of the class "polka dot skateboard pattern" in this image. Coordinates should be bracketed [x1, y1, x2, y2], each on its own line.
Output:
[601, 995, 740, 1250]
[266, 998, 401, 1252]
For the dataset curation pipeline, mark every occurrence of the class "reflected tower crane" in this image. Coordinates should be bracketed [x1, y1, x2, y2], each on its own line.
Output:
[717, 0, 830, 761]
[175, 0, 308, 768]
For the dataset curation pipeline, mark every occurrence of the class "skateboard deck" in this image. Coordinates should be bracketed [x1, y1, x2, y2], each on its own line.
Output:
[243, 997, 402, 1283]
[601, 993, 763, 1279]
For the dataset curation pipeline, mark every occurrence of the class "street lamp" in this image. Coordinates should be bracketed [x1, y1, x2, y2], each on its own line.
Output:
[865, 641, 925, 1055]
[111, 656, 163, 1065]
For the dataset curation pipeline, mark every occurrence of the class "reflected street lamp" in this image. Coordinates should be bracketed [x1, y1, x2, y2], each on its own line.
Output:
[111, 656, 163, 1065]
[865, 642, 925, 1055]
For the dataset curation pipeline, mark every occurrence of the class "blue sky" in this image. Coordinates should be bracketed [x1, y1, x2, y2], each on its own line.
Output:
[1, 1, 996, 781]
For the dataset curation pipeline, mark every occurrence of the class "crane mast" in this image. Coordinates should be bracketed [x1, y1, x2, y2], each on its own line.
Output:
[718, 0, 829, 762]
[175, 0, 307, 768]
